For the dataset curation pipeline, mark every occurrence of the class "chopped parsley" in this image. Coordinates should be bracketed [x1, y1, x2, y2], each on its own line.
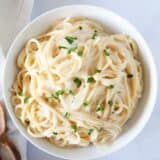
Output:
[55, 90, 65, 96]
[17, 92, 23, 97]
[58, 45, 68, 50]
[114, 106, 119, 111]
[64, 112, 70, 118]
[58, 44, 77, 54]
[55, 90, 65, 97]
[77, 50, 83, 57]
[96, 69, 102, 73]
[103, 49, 110, 56]
[67, 44, 77, 54]
[24, 97, 30, 104]
[96, 104, 104, 112]
[79, 26, 83, 30]
[88, 129, 94, 136]
[87, 77, 95, 83]
[53, 132, 58, 135]
[51, 93, 58, 99]
[51, 90, 65, 99]
[108, 100, 113, 107]
[65, 36, 77, 44]
[71, 124, 77, 132]
[83, 101, 89, 107]
[69, 90, 74, 95]
[92, 30, 98, 39]
[129, 42, 134, 51]
[127, 74, 133, 78]
[73, 77, 82, 88]
[107, 84, 114, 89]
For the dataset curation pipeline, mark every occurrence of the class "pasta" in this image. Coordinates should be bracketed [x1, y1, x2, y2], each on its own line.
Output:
[11, 17, 143, 147]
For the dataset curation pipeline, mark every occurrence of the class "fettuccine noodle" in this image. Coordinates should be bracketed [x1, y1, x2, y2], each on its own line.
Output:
[11, 17, 143, 147]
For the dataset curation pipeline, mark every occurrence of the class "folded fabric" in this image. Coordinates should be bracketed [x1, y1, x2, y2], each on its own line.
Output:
[0, 0, 34, 53]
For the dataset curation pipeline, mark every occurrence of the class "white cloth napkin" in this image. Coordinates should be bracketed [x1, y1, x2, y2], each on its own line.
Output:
[0, 0, 34, 159]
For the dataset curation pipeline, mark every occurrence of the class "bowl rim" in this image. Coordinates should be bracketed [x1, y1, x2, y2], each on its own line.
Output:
[2, 4, 158, 160]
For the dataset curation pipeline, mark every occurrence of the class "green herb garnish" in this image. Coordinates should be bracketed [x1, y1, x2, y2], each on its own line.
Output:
[88, 129, 94, 136]
[107, 85, 114, 89]
[51, 90, 65, 99]
[24, 97, 30, 104]
[108, 100, 113, 107]
[55, 90, 65, 97]
[87, 77, 95, 83]
[103, 49, 110, 56]
[77, 51, 83, 57]
[79, 26, 83, 30]
[96, 104, 104, 112]
[73, 77, 82, 88]
[64, 112, 70, 118]
[69, 90, 74, 95]
[65, 36, 77, 44]
[67, 44, 77, 54]
[96, 69, 102, 73]
[53, 132, 58, 135]
[127, 74, 133, 78]
[92, 30, 97, 39]
[51, 93, 59, 99]
[114, 106, 119, 111]
[58, 46, 68, 50]
[17, 92, 23, 97]
[83, 101, 89, 107]
[59, 44, 77, 55]
[71, 125, 77, 132]
[129, 42, 134, 51]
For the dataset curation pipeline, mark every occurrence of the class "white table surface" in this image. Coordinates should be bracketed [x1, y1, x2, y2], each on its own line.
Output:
[27, 0, 160, 160]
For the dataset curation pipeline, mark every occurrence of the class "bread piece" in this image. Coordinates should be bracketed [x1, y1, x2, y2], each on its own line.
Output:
[0, 104, 6, 137]
[0, 136, 21, 160]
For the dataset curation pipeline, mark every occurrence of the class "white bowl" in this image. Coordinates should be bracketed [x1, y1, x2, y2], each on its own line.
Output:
[2, 5, 158, 160]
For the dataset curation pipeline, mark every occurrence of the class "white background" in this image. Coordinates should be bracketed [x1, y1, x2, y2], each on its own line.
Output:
[28, 0, 160, 160]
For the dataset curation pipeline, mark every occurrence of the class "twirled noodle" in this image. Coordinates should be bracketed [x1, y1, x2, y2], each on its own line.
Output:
[11, 17, 143, 147]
